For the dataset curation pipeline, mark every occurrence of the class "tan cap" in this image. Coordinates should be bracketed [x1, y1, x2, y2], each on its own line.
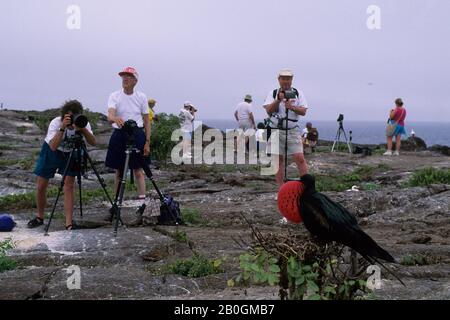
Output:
[278, 68, 294, 77]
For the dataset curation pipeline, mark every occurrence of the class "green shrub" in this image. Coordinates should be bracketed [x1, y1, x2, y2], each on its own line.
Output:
[408, 167, 450, 187]
[150, 113, 181, 164]
[168, 255, 223, 278]
[401, 254, 428, 266]
[181, 208, 202, 225]
[0, 238, 17, 273]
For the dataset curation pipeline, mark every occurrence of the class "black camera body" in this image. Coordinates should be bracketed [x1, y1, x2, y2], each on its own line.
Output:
[123, 119, 138, 136]
[70, 114, 88, 128]
[337, 114, 344, 122]
[283, 90, 297, 100]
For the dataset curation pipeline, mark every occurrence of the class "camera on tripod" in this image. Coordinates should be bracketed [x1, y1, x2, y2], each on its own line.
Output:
[70, 114, 88, 128]
[337, 114, 344, 123]
[123, 119, 138, 136]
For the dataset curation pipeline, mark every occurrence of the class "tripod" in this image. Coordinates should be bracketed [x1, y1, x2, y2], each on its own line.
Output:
[108, 130, 150, 236]
[331, 120, 352, 153]
[44, 134, 114, 235]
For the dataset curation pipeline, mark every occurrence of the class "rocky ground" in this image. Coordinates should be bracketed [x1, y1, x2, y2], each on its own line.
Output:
[0, 109, 449, 300]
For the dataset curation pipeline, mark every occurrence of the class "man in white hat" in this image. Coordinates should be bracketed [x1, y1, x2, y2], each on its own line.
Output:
[105, 67, 151, 225]
[234, 94, 256, 150]
[263, 68, 309, 186]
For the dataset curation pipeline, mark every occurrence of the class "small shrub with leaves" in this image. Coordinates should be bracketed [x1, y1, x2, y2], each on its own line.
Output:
[0, 238, 17, 273]
[408, 167, 450, 187]
[234, 227, 372, 300]
[168, 254, 224, 278]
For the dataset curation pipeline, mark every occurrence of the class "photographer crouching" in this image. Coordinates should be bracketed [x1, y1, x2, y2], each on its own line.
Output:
[104, 67, 151, 225]
[27, 100, 95, 230]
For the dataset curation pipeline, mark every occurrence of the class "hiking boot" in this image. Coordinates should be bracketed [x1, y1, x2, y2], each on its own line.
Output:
[383, 150, 393, 156]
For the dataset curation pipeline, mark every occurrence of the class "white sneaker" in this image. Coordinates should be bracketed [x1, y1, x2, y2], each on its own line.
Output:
[279, 217, 288, 225]
[393, 151, 400, 156]
[383, 150, 392, 156]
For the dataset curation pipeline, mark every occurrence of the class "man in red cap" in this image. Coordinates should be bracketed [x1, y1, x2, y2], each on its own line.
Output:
[105, 67, 151, 225]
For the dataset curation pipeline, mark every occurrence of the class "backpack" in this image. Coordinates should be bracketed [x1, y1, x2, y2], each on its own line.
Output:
[307, 128, 319, 142]
[157, 196, 183, 225]
[0, 214, 16, 232]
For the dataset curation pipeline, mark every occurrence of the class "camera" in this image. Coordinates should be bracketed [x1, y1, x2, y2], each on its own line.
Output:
[70, 114, 88, 129]
[123, 119, 138, 136]
[283, 90, 297, 100]
[337, 114, 344, 122]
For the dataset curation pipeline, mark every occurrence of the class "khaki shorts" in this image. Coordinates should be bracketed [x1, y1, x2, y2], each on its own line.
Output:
[268, 128, 303, 155]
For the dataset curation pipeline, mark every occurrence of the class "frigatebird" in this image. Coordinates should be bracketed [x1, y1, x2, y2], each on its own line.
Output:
[298, 174, 396, 264]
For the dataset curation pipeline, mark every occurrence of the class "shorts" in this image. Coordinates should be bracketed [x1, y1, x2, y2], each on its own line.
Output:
[238, 119, 253, 131]
[268, 128, 303, 156]
[181, 130, 192, 140]
[33, 142, 78, 179]
[393, 124, 406, 137]
[105, 128, 150, 170]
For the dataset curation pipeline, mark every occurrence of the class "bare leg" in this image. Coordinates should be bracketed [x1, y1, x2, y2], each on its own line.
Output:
[293, 153, 308, 177]
[36, 177, 49, 220]
[276, 155, 285, 187]
[395, 135, 402, 152]
[134, 168, 146, 197]
[386, 136, 393, 151]
[63, 176, 75, 228]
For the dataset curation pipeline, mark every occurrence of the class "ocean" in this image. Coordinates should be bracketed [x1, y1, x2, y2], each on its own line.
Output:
[201, 120, 450, 147]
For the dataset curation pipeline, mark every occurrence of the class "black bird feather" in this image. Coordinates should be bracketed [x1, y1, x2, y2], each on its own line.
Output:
[298, 174, 396, 263]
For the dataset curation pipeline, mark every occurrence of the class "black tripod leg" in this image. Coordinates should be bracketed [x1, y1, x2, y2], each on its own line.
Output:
[44, 150, 74, 235]
[77, 171, 83, 218]
[82, 144, 114, 206]
[113, 150, 131, 236]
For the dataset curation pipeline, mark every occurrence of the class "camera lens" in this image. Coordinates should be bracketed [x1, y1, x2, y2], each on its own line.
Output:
[73, 114, 88, 128]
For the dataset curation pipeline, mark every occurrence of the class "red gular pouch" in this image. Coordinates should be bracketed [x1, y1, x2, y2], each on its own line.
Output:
[277, 181, 305, 223]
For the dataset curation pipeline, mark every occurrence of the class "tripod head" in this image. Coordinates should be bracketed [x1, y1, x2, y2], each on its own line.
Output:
[63, 132, 87, 174]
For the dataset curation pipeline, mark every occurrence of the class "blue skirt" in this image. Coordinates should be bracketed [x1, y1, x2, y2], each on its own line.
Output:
[105, 128, 150, 170]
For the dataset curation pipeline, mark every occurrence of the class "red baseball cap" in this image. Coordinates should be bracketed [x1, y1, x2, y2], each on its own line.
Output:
[118, 67, 139, 80]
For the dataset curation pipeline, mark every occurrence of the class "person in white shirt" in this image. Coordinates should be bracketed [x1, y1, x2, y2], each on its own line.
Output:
[234, 94, 256, 150]
[263, 69, 309, 186]
[179, 101, 197, 158]
[28, 100, 96, 230]
[105, 67, 151, 224]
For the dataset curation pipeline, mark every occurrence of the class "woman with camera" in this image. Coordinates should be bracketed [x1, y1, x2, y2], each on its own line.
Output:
[384, 98, 407, 156]
[28, 100, 95, 230]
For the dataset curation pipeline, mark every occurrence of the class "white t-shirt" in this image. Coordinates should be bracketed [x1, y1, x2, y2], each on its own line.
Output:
[108, 89, 149, 129]
[44, 117, 94, 152]
[235, 101, 253, 121]
[179, 108, 194, 132]
[263, 89, 308, 129]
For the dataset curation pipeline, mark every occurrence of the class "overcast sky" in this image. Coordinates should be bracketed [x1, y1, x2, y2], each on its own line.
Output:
[1, 0, 449, 122]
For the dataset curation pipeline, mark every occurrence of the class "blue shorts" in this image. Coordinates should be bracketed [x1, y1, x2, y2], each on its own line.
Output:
[33, 143, 78, 179]
[105, 128, 150, 170]
[390, 121, 407, 137]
